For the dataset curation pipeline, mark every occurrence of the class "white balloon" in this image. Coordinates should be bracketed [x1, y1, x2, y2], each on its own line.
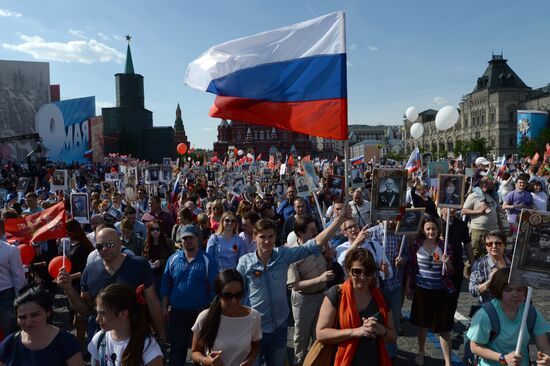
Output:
[246, 153, 253, 159]
[435, 106, 459, 131]
[405, 106, 419, 122]
[410, 123, 424, 139]
[238, 149, 244, 156]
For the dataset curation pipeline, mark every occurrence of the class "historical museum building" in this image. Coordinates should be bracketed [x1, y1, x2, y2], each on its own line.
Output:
[101, 41, 177, 163]
[213, 119, 312, 158]
[403, 54, 550, 156]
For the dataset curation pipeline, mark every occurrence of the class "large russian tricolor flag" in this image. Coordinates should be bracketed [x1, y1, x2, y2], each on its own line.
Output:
[185, 12, 348, 140]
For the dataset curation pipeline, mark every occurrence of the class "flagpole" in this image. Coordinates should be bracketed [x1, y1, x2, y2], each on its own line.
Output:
[344, 140, 350, 206]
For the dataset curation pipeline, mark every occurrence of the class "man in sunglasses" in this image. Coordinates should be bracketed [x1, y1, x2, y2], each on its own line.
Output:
[57, 226, 166, 344]
[160, 224, 218, 366]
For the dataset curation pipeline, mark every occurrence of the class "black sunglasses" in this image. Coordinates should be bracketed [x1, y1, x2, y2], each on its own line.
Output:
[224, 219, 236, 223]
[151, 227, 161, 232]
[96, 241, 116, 251]
[350, 268, 374, 278]
[220, 291, 244, 301]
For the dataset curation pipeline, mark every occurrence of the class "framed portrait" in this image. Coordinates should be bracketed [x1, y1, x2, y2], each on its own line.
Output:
[70, 193, 89, 224]
[428, 161, 449, 180]
[101, 182, 112, 195]
[207, 170, 216, 181]
[231, 175, 245, 197]
[274, 183, 286, 198]
[350, 168, 364, 189]
[333, 162, 345, 176]
[437, 174, 465, 209]
[327, 175, 344, 201]
[370, 169, 407, 222]
[160, 167, 173, 183]
[262, 168, 273, 176]
[16, 177, 30, 193]
[395, 208, 425, 235]
[163, 157, 171, 166]
[509, 210, 550, 288]
[107, 206, 124, 222]
[51, 170, 68, 191]
[301, 161, 319, 188]
[294, 175, 311, 198]
[145, 167, 160, 184]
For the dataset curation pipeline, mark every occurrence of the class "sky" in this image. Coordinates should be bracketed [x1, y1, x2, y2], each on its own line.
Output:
[1, 1, 550, 149]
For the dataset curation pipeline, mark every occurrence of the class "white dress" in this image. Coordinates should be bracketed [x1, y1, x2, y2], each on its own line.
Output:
[88, 331, 162, 366]
[192, 308, 262, 366]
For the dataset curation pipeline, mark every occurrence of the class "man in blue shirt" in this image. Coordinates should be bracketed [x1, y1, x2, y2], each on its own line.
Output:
[237, 209, 348, 366]
[161, 224, 218, 366]
[276, 185, 298, 220]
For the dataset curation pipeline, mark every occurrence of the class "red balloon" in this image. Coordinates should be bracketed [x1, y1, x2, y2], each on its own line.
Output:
[18, 244, 35, 265]
[177, 143, 188, 155]
[48, 256, 72, 279]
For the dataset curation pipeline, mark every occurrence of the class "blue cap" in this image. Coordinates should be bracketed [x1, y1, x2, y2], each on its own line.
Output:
[176, 224, 200, 241]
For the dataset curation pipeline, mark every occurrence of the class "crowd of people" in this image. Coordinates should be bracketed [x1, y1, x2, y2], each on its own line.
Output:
[0, 153, 549, 366]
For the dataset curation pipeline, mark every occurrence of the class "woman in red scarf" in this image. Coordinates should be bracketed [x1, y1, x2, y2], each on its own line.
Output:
[316, 247, 395, 366]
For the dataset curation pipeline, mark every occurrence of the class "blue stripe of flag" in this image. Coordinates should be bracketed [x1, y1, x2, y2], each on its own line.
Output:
[205, 53, 347, 102]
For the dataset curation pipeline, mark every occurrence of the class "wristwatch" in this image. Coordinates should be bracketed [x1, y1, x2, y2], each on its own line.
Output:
[498, 353, 507, 365]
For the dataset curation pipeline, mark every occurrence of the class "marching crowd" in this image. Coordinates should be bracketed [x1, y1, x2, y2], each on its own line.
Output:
[0, 155, 549, 366]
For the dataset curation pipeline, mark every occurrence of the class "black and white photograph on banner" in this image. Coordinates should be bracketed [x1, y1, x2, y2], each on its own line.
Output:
[127, 166, 138, 183]
[107, 206, 124, 222]
[104, 173, 118, 182]
[70, 193, 89, 224]
[262, 168, 273, 176]
[160, 167, 172, 183]
[125, 185, 136, 201]
[350, 168, 364, 188]
[333, 162, 344, 176]
[327, 175, 344, 201]
[145, 167, 160, 184]
[371, 168, 407, 222]
[509, 210, 550, 288]
[274, 183, 285, 198]
[301, 161, 319, 188]
[16, 177, 30, 192]
[437, 174, 465, 209]
[163, 157, 171, 166]
[396, 208, 425, 235]
[231, 175, 245, 197]
[51, 170, 68, 191]
[207, 170, 216, 181]
[294, 175, 310, 197]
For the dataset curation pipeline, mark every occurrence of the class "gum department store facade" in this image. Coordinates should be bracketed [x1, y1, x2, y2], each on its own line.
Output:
[403, 54, 550, 157]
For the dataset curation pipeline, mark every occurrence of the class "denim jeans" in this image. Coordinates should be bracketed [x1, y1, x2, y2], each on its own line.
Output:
[168, 309, 200, 366]
[382, 286, 403, 358]
[0, 288, 16, 338]
[253, 325, 288, 366]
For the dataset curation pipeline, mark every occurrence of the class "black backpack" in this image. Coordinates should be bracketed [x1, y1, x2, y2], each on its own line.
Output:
[463, 302, 537, 366]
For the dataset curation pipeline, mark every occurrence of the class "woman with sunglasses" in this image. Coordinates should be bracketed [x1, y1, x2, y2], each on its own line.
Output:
[467, 268, 550, 366]
[469, 230, 510, 304]
[209, 200, 224, 232]
[191, 269, 261, 366]
[0, 286, 85, 366]
[405, 217, 454, 366]
[316, 247, 395, 366]
[206, 212, 247, 271]
[143, 220, 175, 298]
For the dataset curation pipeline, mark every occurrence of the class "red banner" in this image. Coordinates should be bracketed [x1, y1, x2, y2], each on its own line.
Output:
[5, 202, 67, 244]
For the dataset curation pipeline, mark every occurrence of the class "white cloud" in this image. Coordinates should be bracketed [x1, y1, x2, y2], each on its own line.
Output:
[367, 45, 379, 52]
[0, 9, 22, 17]
[113, 34, 123, 41]
[68, 29, 87, 39]
[98, 32, 110, 41]
[3, 34, 125, 64]
[433, 96, 448, 105]
[349, 44, 357, 51]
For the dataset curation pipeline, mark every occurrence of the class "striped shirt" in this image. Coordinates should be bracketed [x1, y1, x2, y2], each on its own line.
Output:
[415, 246, 444, 290]
[407, 239, 455, 293]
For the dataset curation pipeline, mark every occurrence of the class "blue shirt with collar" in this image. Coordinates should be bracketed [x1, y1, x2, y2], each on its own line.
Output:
[160, 249, 218, 311]
[237, 239, 321, 333]
[276, 200, 295, 220]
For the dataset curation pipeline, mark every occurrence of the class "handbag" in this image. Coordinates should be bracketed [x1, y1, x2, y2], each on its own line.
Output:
[303, 286, 341, 366]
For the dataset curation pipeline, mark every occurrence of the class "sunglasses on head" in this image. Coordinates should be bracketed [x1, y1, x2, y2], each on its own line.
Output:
[220, 291, 244, 301]
[350, 268, 374, 278]
[96, 241, 116, 251]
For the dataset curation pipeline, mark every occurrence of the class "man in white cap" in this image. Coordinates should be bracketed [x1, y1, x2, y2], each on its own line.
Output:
[472, 157, 491, 188]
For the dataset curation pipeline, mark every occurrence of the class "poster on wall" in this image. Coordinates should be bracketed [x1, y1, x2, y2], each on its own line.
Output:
[35, 96, 96, 163]
[517, 110, 549, 146]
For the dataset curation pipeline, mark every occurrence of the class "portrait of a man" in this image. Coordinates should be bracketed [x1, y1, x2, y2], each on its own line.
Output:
[437, 174, 465, 208]
[378, 177, 400, 208]
[295, 176, 310, 197]
[70, 193, 89, 224]
[396, 209, 425, 235]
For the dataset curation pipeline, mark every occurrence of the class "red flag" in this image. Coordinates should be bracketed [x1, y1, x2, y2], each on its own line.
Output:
[268, 155, 275, 169]
[287, 154, 295, 167]
[302, 155, 311, 162]
[532, 152, 540, 164]
[5, 202, 67, 244]
[110, 166, 118, 173]
[233, 147, 239, 157]
[256, 153, 262, 161]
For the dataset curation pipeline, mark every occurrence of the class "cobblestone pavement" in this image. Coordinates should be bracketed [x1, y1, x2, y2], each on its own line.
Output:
[52, 278, 550, 366]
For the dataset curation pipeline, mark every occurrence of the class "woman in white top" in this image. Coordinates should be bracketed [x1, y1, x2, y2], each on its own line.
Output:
[530, 180, 548, 212]
[88, 284, 163, 366]
[191, 269, 261, 366]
